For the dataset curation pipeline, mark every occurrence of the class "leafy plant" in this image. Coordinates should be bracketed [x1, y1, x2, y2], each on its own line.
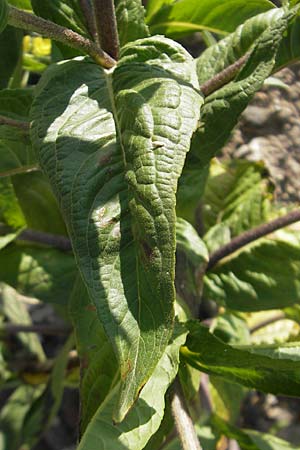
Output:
[1, 0, 300, 449]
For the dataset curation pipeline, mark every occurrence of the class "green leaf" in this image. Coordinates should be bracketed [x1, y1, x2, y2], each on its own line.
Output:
[70, 276, 118, 433]
[0, 243, 77, 307]
[0, 283, 45, 361]
[12, 171, 67, 235]
[31, 36, 202, 420]
[209, 376, 246, 423]
[212, 415, 300, 450]
[0, 25, 23, 89]
[182, 321, 300, 397]
[0, 0, 8, 33]
[196, 8, 286, 85]
[78, 324, 187, 450]
[8, 0, 31, 9]
[115, 0, 150, 46]
[204, 231, 300, 311]
[195, 5, 300, 82]
[147, 0, 274, 38]
[202, 160, 273, 236]
[0, 385, 39, 450]
[177, 9, 295, 223]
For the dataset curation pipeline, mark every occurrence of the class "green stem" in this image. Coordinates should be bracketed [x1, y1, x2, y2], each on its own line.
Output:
[92, 0, 120, 59]
[7, 5, 116, 68]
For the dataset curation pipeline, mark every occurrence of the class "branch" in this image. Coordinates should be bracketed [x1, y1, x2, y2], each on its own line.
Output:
[92, 0, 119, 60]
[7, 5, 116, 69]
[207, 209, 300, 270]
[171, 377, 202, 450]
[0, 115, 30, 131]
[0, 224, 72, 251]
[200, 52, 250, 97]
[2, 323, 71, 336]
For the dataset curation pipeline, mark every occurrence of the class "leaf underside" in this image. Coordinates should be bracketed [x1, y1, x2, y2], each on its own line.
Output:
[31, 36, 202, 421]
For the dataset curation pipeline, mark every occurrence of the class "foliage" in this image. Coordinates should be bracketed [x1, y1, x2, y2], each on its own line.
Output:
[0, 0, 300, 449]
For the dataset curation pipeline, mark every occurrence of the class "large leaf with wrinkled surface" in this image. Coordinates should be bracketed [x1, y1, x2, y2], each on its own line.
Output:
[31, 36, 202, 420]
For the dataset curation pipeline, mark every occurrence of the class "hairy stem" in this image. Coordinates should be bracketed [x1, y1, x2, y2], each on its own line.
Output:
[0, 115, 30, 131]
[171, 378, 202, 450]
[2, 323, 71, 336]
[207, 209, 300, 270]
[92, 0, 119, 59]
[200, 52, 250, 97]
[79, 0, 98, 41]
[7, 5, 116, 68]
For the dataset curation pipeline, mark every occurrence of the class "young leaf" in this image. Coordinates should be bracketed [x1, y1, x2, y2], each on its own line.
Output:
[78, 324, 187, 450]
[182, 321, 300, 397]
[31, 36, 202, 420]
[204, 232, 300, 311]
[196, 8, 287, 84]
[115, 0, 150, 47]
[147, 0, 274, 38]
[198, 9, 293, 158]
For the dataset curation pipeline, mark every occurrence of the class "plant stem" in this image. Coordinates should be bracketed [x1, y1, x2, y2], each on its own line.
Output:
[0, 115, 30, 131]
[79, 0, 98, 41]
[207, 209, 300, 270]
[2, 323, 70, 336]
[7, 5, 116, 68]
[171, 378, 202, 450]
[92, 0, 119, 59]
[20, 229, 72, 251]
[200, 52, 250, 97]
